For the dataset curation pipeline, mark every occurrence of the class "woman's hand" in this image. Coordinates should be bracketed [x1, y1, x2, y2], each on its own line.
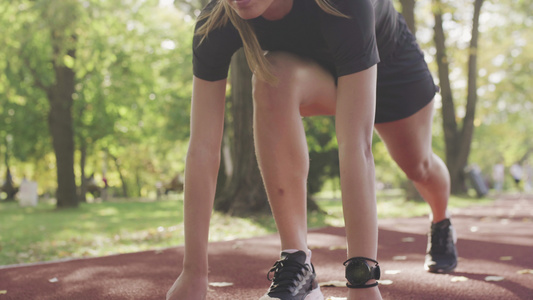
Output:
[166, 271, 209, 300]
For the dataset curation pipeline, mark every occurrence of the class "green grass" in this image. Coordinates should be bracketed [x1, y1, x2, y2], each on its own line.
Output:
[0, 200, 183, 265]
[0, 198, 276, 266]
[314, 189, 493, 227]
[0, 191, 492, 266]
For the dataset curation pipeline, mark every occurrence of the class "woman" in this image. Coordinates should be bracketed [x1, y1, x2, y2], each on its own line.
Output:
[167, 0, 456, 299]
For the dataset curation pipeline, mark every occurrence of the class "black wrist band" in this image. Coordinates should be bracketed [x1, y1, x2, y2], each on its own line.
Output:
[346, 281, 379, 288]
[344, 257, 379, 266]
[344, 256, 381, 289]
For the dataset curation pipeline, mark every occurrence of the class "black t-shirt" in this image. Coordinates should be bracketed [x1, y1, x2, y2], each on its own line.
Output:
[193, 0, 399, 81]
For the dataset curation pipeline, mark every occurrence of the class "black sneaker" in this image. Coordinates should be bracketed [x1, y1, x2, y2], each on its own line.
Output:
[259, 251, 324, 300]
[424, 218, 458, 273]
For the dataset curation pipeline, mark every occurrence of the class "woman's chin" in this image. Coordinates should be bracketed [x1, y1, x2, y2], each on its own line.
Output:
[228, 0, 265, 19]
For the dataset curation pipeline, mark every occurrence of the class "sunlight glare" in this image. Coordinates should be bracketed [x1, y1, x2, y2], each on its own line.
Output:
[159, 0, 174, 8]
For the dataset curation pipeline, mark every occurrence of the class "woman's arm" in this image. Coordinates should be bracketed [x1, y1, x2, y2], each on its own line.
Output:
[167, 76, 227, 300]
[335, 65, 382, 299]
[183, 76, 226, 271]
[336, 65, 377, 257]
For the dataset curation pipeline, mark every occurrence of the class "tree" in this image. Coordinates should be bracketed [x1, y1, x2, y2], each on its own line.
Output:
[1, 144, 18, 201]
[468, 0, 533, 178]
[1, 1, 195, 204]
[0, 2, 53, 197]
[214, 50, 271, 215]
[10, 1, 81, 207]
[398, 0, 417, 34]
[433, 0, 485, 194]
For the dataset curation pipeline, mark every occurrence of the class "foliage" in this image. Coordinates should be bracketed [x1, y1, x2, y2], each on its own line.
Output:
[305, 116, 339, 195]
[305, 116, 405, 194]
[415, 0, 532, 188]
[0, 0, 531, 205]
[0, 3, 51, 165]
[471, 0, 533, 170]
[0, 1, 195, 198]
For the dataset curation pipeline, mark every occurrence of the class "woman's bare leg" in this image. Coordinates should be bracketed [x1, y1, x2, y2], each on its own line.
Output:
[374, 101, 457, 273]
[374, 101, 450, 223]
[253, 52, 381, 299]
[252, 52, 336, 251]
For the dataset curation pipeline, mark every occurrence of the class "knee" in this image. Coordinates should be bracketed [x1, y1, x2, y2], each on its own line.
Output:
[403, 157, 432, 183]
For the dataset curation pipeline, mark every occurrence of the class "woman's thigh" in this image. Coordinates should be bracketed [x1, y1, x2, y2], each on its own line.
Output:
[374, 100, 436, 171]
[252, 51, 337, 117]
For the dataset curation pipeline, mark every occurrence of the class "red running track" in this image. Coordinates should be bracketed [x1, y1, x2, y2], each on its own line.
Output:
[1, 195, 532, 299]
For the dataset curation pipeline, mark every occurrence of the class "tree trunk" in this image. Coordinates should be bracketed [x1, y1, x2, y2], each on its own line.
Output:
[433, 0, 460, 193]
[433, 0, 485, 194]
[214, 50, 270, 216]
[135, 167, 142, 197]
[398, 0, 424, 202]
[109, 152, 128, 197]
[1, 167, 18, 202]
[1, 142, 17, 201]
[399, 0, 417, 35]
[403, 180, 424, 202]
[79, 140, 87, 202]
[457, 0, 484, 178]
[48, 42, 78, 208]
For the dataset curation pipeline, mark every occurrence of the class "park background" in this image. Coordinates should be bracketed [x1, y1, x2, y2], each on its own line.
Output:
[0, 0, 532, 267]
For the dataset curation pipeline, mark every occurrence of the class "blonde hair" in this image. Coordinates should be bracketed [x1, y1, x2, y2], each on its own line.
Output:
[196, 0, 347, 84]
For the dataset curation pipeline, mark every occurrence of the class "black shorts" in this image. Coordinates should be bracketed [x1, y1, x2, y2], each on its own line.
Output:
[375, 14, 439, 124]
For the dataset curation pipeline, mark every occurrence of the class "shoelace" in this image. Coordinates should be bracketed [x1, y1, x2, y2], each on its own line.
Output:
[267, 259, 308, 293]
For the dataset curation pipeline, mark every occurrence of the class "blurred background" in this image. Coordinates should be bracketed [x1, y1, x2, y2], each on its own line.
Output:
[0, 0, 531, 265]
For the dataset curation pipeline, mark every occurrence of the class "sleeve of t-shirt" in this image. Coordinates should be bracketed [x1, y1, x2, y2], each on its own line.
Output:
[192, 10, 243, 81]
[318, 0, 380, 77]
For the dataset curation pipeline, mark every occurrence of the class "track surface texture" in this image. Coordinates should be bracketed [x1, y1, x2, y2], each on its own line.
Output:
[1, 195, 532, 300]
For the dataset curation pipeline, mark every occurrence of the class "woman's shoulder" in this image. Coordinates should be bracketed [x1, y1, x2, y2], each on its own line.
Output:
[192, 1, 243, 81]
[193, 1, 240, 47]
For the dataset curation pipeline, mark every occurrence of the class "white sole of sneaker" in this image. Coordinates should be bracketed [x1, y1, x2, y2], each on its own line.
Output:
[258, 286, 324, 300]
[305, 286, 324, 300]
